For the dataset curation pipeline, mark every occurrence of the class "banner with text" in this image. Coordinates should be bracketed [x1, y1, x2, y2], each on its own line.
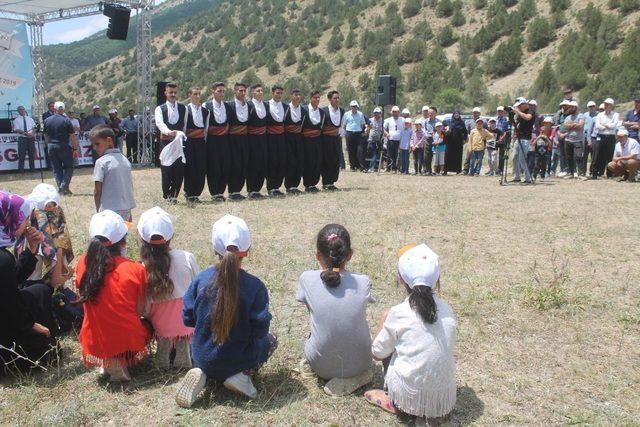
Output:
[0, 133, 94, 171]
[0, 19, 33, 117]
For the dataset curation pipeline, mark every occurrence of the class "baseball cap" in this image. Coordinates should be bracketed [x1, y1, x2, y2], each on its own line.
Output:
[488, 118, 496, 122]
[54, 101, 65, 110]
[422, 105, 430, 112]
[529, 99, 537, 106]
[89, 210, 128, 246]
[108, 108, 117, 114]
[27, 183, 60, 211]
[497, 106, 504, 111]
[513, 97, 528, 107]
[137, 206, 174, 244]
[391, 106, 400, 112]
[435, 121, 443, 127]
[373, 107, 381, 113]
[402, 108, 410, 115]
[569, 100, 579, 107]
[604, 97, 615, 105]
[542, 116, 554, 124]
[211, 214, 251, 257]
[404, 118, 413, 125]
[92, 105, 101, 110]
[475, 118, 484, 123]
[587, 101, 596, 107]
[349, 100, 359, 108]
[472, 107, 481, 113]
[559, 99, 570, 106]
[617, 128, 628, 136]
[398, 244, 440, 289]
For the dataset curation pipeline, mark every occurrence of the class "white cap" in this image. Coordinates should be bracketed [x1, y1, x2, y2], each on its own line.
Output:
[513, 97, 528, 108]
[559, 99, 570, 106]
[89, 210, 128, 246]
[54, 101, 65, 110]
[598, 103, 605, 109]
[402, 108, 410, 115]
[542, 116, 554, 124]
[211, 214, 251, 257]
[349, 100, 359, 108]
[496, 106, 504, 111]
[404, 118, 413, 125]
[92, 105, 100, 110]
[529, 99, 537, 106]
[435, 121, 443, 127]
[373, 107, 382, 113]
[108, 108, 117, 114]
[617, 128, 628, 136]
[391, 106, 400, 112]
[422, 105, 430, 112]
[137, 206, 174, 244]
[398, 244, 440, 289]
[587, 101, 596, 107]
[475, 118, 484, 123]
[569, 100, 579, 107]
[604, 97, 615, 105]
[472, 107, 481, 113]
[27, 183, 60, 211]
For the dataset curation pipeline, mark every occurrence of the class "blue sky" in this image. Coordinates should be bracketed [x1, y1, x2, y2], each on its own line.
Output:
[43, 15, 109, 45]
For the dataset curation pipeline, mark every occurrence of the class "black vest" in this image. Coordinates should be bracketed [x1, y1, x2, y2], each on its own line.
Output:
[247, 100, 267, 127]
[302, 106, 324, 130]
[321, 106, 344, 130]
[160, 103, 186, 131]
[186, 105, 208, 130]
[284, 105, 304, 126]
[226, 100, 250, 126]
[265, 102, 285, 126]
[205, 100, 231, 127]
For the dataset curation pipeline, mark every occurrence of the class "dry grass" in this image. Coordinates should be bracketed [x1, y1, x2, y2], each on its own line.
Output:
[1, 166, 639, 425]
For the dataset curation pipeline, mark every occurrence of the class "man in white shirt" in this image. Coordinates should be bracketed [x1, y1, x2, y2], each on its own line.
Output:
[607, 128, 639, 182]
[12, 106, 37, 173]
[592, 97, 619, 179]
[203, 82, 231, 202]
[320, 90, 344, 190]
[266, 85, 287, 196]
[383, 106, 404, 173]
[154, 82, 187, 203]
[183, 86, 210, 203]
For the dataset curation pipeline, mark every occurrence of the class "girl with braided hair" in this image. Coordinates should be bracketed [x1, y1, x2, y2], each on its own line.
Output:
[295, 224, 374, 396]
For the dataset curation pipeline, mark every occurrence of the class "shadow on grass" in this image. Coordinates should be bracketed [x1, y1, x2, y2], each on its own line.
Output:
[449, 385, 484, 425]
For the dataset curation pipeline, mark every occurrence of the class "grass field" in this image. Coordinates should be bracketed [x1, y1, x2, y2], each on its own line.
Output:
[1, 166, 639, 426]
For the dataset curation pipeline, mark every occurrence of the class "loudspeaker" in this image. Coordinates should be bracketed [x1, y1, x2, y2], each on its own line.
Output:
[103, 4, 131, 40]
[375, 75, 396, 106]
[156, 81, 168, 106]
[0, 119, 12, 133]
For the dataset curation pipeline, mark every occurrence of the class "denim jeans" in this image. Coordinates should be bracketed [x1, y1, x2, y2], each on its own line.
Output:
[47, 143, 74, 189]
[399, 149, 410, 174]
[367, 139, 381, 171]
[513, 138, 532, 182]
[470, 150, 484, 175]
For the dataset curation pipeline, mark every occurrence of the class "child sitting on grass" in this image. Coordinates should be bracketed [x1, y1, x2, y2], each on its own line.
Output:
[296, 224, 373, 396]
[175, 214, 276, 408]
[75, 210, 150, 382]
[137, 207, 199, 369]
[365, 244, 456, 426]
[90, 125, 136, 221]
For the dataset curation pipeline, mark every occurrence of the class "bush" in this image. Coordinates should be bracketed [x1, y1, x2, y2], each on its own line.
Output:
[399, 38, 425, 64]
[474, 0, 487, 8]
[451, 9, 466, 27]
[436, 0, 454, 17]
[486, 34, 522, 77]
[437, 26, 457, 47]
[549, 0, 570, 12]
[403, 0, 422, 17]
[267, 61, 280, 76]
[284, 48, 296, 67]
[412, 21, 434, 40]
[327, 29, 344, 52]
[433, 88, 469, 111]
[527, 16, 554, 51]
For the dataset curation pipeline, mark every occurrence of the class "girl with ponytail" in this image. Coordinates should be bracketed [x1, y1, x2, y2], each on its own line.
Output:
[295, 224, 374, 396]
[176, 214, 275, 409]
[137, 207, 199, 369]
[365, 244, 457, 425]
[75, 210, 150, 382]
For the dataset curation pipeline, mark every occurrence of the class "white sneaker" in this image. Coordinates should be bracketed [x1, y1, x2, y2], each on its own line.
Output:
[223, 372, 257, 399]
[558, 171, 567, 177]
[175, 368, 207, 408]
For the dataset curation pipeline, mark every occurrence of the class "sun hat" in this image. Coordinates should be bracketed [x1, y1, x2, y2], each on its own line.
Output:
[528, 100, 537, 106]
[27, 184, 60, 211]
[92, 105, 101, 110]
[496, 106, 504, 111]
[542, 116, 554, 124]
[513, 97, 528, 108]
[475, 118, 484, 123]
[211, 214, 251, 257]
[137, 206, 174, 244]
[435, 121, 443, 127]
[108, 108, 117, 114]
[89, 210, 128, 246]
[398, 244, 440, 289]
[349, 100, 359, 108]
[569, 100, 579, 107]
[404, 118, 413, 125]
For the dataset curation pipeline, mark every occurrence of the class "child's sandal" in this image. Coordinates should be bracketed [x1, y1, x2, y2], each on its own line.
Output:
[364, 389, 397, 414]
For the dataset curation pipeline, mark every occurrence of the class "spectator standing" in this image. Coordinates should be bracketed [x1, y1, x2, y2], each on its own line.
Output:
[555, 100, 571, 177]
[68, 111, 81, 134]
[607, 128, 639, 182]
[581, 101, 597, 177]
[41, 102, 55, 123]
[511, 98, 534, 184]
[83, 106, 108, 132]
[383, 106, 404, 173]
[559, 101, 585, 179]
[108, 109, 123, 150]
[120, 109, 139, 163]
[622, 98, 640, 142]
[79, 113, 87, 133]
[343, 101, 367, 171]
[467, 118, 493, 176]
[463, 107, 483, 174]
[366, 108, 383, 172]
[398, 119, 413, 174]
[592, 98, 619, 179]
[444, 110, 468, 174]
[485, 118, 502, 176]
[12, 106, 37, 173]
[432, 122, 446, 175]
[416, 106, 433, 175]
[496, 106, 511, 175]
[410, 121, 427, 175]
[44, 102, 79, 195]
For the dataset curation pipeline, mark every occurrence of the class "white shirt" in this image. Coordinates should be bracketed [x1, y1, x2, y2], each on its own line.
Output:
[252, 99, 266, 119]
[269, 99, 284, 122]
[328, 105, 341, 127]
[234, 99, 248, 122]
[70, 118, 80, 133]
[308, 104, 321, 125]
[595, 111, 620, 135]
[289, 103, 302, 122]
[384, 116, 405, 141]
[372, 297, 457, 418]
[144, 249, 200, 306]
[154, 101, 184, 135]
[614, 138, 640, 160]
[13, 115, 36, 135]
[188, 103, 204, 128]
[208, 99, 227, 124]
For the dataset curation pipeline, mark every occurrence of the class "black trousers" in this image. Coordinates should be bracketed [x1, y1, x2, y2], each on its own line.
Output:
[357, 137, 368, 170]
[266, 133, 287, 191]
[424, 139, 433, 173]
[413, 148, 425, 174]
[386, 140, 400, 171]
[533, 151, 547, 179]
[346, 131, 362, 170]
[321, 135, 341, 186]
[592, 134, 616, 177]
[285, 132, 304, 189]
[18, 137, 36, 172]
[228, 135, 248, 194]
[564, 139, 584, 176]
[161, 158, 184, 199]
[183, 137, 207, 199]
[247, 134, 268, 193]
[125, 132, 138, 163]
[206, 135, 230, 196]
[303, 136, 322, 188]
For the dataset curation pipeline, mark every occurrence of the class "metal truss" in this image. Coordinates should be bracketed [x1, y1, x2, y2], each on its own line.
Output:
[27, 22, 45, 121]
[135, 0, 153, 165]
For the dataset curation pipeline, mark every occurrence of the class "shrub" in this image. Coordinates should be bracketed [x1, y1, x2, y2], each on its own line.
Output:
[403, 0, 422, 17]
[486, 34, 522, 77]
[527, 16, 554, 51]
[437, 26, 457, 47]
[451, 9, 466, 27]
[436, 0, 454, 17]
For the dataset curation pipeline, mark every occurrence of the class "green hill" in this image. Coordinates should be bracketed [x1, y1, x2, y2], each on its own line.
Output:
[48, 0, 640, 114]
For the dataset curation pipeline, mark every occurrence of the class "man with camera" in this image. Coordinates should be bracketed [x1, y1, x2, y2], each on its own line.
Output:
[507, 98, 535, 184]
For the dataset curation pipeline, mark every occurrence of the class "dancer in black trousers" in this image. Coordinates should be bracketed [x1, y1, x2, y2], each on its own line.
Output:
[284, 88, 305, 194]
[154, 82, 186, 203]
[225, 82, 250, 201]
[321, 90, 344, 191]
[183, 87, 209, 203]
[266, 85, 287, 197]
[301, 90, 325, 193]
[204, 82, 231, 202]
[247, 84, 268, 199]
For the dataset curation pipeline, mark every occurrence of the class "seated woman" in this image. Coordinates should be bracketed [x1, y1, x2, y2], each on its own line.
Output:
[175, 214, 276, 408]
[296, 224, 373, 396]
[0, 191, 58, 374]
[365, 244, 457, 426]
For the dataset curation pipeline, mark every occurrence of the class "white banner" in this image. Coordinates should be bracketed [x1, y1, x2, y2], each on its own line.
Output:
[0, 133, 94, 171]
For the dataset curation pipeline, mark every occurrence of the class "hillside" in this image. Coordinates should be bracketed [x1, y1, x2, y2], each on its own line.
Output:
[48, 0, 640, 114]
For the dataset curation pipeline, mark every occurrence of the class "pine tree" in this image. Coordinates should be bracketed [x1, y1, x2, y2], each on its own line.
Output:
[451, 9, 466, 27]
[436, 0, 454, 17]
[413, 21, 434, 40]
[527, 17, 554, 51]
[267, 61, 280, 76]
[474, 0, 487, 9]
[403, 0, 422, 17]
[327, 28, 344, 52]
[437, 26, 457, 47]
[284, 47, 296, 67]
[466, 71, 489, 107]
[486, 34, 522, 77]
